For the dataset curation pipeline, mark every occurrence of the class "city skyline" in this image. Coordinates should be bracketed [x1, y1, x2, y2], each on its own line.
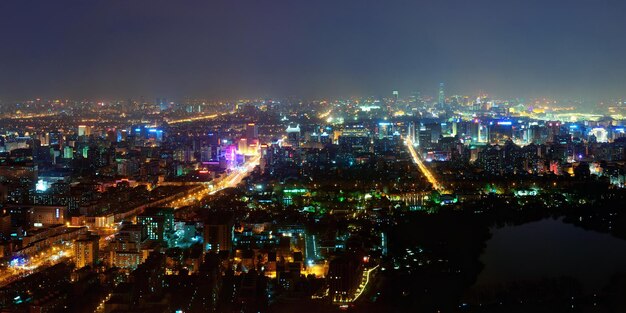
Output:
[2, 1, 626, 312]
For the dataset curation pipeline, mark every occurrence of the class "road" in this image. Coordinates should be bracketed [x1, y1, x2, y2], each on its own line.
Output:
[404, 136, 445, 191]
[166, 111, 233, 125]
[352, 265, 379, 302]
[166, 153, 261, 209]
[0, 243, 73, 288]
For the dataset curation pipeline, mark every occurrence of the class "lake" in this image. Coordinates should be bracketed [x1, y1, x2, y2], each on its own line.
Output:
[476, 218, 626, 291]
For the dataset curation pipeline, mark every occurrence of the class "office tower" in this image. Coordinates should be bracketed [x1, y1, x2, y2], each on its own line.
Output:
[392, 90, 399, 102]
[419, 126, 432, 148]
[74, 234, 99, 268]
[438, 82, 445, 109]
[407, 121, 416, 143]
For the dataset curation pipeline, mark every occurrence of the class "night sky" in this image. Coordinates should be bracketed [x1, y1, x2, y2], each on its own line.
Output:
[1, 0, 626, 101]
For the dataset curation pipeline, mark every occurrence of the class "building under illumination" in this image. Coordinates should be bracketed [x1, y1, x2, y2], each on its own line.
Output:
[74, 234, 99, 269]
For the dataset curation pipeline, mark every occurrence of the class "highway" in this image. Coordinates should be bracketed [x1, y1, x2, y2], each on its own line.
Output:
[166, 153, 261, 208]
[404, 136, 445, 191]
[166, 111, 234, 125]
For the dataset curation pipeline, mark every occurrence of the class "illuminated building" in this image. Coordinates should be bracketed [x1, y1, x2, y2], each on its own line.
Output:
[137, 215, 165, 241]
[378, 122, 394, 140]
[438, 82, 445, 109]
[77, 125, 91, 137]
[338, 126, 371, 153]
[286, 124, 301, 147]
[74, 234, 99, 268]
[94, 214, 114, 228]
[137, 207, 174, 241]
[30, 205, 65, 227]
[238, 138, 249, 155]
[110, 251, 142, 269]
[63, 146, 73, 159]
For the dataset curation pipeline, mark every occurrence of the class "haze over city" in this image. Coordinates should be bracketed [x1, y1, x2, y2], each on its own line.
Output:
[1, 0, 626, 102]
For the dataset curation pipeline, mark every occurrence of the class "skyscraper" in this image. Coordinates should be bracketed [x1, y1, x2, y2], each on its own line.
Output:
[438, 82, 445, 109]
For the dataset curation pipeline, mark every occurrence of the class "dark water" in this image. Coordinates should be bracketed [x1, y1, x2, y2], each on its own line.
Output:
[476, 218, 626, 291]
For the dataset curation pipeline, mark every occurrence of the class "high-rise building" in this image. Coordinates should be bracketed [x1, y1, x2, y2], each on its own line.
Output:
[418, 126, 432, 148]
[74, 234, 99, 268]
[238, 138, 249, 155]
[141, 207, 175, 234]
[137, 215, 165, 242]
[246, 123, 258, 139]
[438, 82, 445, 109]
[77, 125, 91, 137]
[204, 213, 234, 253]
[63, 146, 73, 159]
[378, 122, 394, 140]
[338, 126, 371, 153]
[286, 125, 301, 147]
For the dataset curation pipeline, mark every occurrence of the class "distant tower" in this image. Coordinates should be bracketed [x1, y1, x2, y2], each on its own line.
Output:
[438, 83, 445, 109]
[390, 90, 399, 113]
